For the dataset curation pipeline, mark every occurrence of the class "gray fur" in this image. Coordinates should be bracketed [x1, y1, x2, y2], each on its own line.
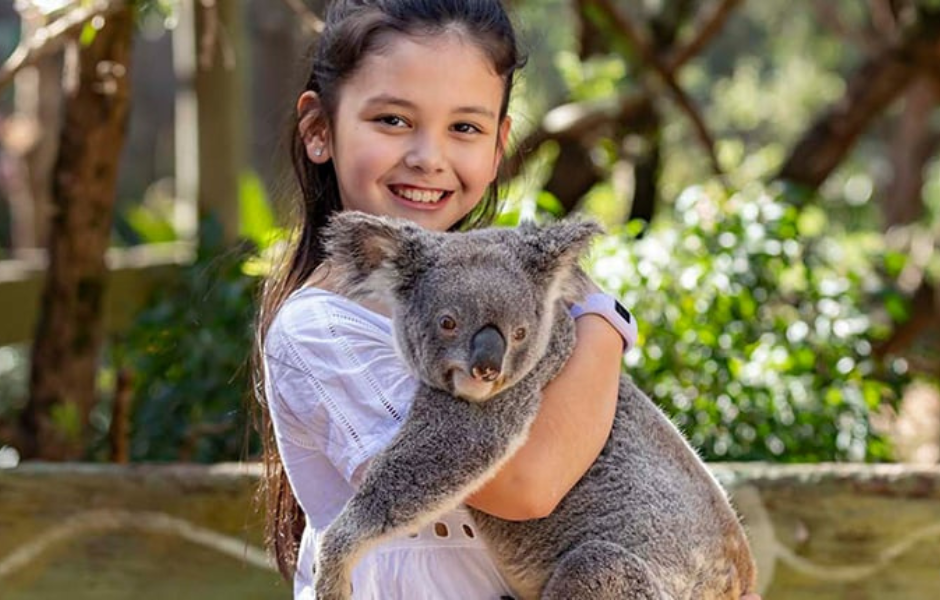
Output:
[314, 212, 756, 599]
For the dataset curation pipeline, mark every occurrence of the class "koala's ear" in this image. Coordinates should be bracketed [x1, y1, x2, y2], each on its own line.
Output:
[517, 219, 604, 301]
[321, 211, 423, 301]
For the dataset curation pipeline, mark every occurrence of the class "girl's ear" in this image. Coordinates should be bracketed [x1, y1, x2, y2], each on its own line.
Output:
[297, 91, 331, 164]
[491, 115, 513, 179]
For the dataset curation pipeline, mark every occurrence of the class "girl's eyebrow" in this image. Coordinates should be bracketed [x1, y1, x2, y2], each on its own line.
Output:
[364, 94, 496, 120]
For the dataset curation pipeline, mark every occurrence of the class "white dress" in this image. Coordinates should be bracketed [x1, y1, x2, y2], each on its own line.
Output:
[263, 287, 515, 599]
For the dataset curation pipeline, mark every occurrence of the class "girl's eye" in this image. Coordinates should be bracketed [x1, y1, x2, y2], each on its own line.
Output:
[452, 122, 482, 135]
[439, 316, 458, 332]
[376, 115, 408, 127]
[512, 327, 526, 342]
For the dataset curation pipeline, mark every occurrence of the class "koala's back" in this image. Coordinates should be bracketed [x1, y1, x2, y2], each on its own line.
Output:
[470, 377, 756, 600]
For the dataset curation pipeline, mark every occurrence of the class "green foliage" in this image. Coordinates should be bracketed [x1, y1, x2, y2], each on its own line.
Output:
[588, 183, 908, 462]
[123, 191, 177, 244]
[555, 51, 631, 102]
[0, 345, 29, 429]
[110, 231, 260, 463]
[103, 170, 285, 462]
[239, 171, 282, 248]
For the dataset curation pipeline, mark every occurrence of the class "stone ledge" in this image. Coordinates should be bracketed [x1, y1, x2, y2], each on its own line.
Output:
[1, 462, 938, 599]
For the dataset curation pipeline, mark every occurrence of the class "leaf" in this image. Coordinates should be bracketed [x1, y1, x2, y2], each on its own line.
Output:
[238, 171, 278, 248]
[79, 21, 98, 47]
[535, 190, 565, 218]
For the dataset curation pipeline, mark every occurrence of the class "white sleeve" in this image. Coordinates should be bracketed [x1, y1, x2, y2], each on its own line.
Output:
[264, 302, 416, 483]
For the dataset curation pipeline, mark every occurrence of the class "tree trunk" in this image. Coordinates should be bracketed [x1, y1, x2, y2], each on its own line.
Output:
[248, 0, 304, 197]
[882, 76, 939, 229]
[194, 0, 245, 245]
[627, 113, 661, 225]
[21, 8, 135, 460]
[543, 139, 602, 214]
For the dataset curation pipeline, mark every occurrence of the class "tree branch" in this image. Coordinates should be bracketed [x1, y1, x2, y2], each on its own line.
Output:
[503, 0, 742, 185]
[778, 7, 940, 191]
[584, 0, 724, 178]
[809, 0, 882, 53]
[666, 0, 743, 71]
[499, 93, 650, 183]
[280, 0, 324, 36]
[0, 0, 127, 90]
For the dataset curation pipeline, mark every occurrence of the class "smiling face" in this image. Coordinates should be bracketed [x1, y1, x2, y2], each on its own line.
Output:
[300, 30, 511, 232]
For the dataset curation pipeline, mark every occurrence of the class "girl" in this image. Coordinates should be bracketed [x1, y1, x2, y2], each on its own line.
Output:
[254, 1, 761, 598]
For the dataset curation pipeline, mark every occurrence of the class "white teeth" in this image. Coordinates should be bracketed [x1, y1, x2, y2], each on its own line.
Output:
[394, 187, 446, 203]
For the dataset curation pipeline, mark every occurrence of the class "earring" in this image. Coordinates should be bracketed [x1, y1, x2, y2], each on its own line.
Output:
[314, 147, 324, 157]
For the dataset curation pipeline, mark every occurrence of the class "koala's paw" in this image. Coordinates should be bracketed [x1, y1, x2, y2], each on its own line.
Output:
[312, 559, 353, 600]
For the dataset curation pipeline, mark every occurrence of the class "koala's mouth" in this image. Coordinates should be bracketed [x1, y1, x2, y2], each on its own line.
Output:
[450, 370, 503, 403]
[390, 185, 452, 204]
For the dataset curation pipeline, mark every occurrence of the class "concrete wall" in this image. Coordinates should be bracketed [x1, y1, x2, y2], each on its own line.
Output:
[1, 462, 938, 599]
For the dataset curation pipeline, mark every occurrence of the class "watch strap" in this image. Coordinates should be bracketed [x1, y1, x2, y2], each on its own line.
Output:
[569, 292, 638, 353]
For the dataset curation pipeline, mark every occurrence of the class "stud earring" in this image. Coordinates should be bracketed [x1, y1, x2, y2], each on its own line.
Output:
[314, 147, 324, 157]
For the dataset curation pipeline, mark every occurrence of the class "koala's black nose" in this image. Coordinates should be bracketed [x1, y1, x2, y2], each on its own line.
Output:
[470, 325, 505, 382]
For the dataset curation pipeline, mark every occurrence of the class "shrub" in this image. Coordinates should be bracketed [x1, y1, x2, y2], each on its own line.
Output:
[589, 183, 908, 461]
[109, 239, 260, 462]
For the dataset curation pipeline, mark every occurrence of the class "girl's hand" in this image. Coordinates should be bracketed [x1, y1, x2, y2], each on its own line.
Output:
[742, 594, 762, 599]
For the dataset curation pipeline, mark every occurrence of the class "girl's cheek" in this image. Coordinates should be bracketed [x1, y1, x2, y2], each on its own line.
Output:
[470, 145, 502, 177]
[352, 146, 392, 175]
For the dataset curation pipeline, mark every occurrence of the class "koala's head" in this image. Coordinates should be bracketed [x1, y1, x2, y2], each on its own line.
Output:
[322, 212, 601, 402]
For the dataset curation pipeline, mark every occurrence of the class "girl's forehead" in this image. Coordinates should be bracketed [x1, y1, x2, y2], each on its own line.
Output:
[368, 28, 496, 70]
[344, 31, 504, 103]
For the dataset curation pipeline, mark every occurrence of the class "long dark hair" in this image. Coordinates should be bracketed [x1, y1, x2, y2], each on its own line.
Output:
[252, 0, 525, 580]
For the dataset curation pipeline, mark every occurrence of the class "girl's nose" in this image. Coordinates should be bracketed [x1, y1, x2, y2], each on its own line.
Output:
[404, 133, 446, 173]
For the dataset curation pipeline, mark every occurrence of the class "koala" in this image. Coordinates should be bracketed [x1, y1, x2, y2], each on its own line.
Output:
[313, 211, 757, 600]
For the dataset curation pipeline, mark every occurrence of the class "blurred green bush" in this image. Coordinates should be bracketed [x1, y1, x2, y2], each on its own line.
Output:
[102, 174, 279, 463]
[589, 182, 908, 462]
[108, 237, 260, 462]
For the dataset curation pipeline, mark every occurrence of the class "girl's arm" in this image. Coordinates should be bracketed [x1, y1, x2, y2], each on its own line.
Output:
[466, 312, 623, 520]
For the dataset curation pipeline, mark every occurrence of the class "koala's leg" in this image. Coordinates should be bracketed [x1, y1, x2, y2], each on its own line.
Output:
[315, 488, 437, 600]
[540, 541, 666, 600]
[313, 504, 370, 600]
[314, 391, 517, 600]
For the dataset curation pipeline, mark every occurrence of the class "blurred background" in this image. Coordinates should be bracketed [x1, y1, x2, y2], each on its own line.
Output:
[0, 0, 939, 597]
[1, 0, 936, 467]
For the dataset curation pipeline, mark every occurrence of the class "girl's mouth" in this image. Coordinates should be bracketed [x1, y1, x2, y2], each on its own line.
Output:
[390, 185, 452, 204]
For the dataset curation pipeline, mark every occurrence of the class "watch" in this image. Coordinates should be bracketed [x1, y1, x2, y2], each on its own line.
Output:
[569, 292, 638, 352]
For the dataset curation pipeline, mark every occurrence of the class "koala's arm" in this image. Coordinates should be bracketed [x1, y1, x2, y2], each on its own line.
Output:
[466, 312, 622, 520]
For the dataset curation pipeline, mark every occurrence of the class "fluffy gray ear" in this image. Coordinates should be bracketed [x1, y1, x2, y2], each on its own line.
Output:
[321, 211, 424, 302]
[516, 219, 604, 302]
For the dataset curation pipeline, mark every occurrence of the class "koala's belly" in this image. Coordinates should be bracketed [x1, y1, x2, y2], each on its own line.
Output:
[471, 378, 752, 597]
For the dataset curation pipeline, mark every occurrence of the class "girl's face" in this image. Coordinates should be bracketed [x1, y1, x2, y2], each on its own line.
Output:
[300, 31, 511, 232]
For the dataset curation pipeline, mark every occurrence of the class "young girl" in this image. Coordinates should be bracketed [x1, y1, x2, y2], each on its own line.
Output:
[254, 1, 761, 598]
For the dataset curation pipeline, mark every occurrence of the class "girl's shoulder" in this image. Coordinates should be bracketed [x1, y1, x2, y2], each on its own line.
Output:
[266, 287, 393, 354]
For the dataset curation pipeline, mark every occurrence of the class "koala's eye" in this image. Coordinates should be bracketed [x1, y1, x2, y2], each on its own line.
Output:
[512, 327, 527, 342]
[439, 316, 458, 332]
